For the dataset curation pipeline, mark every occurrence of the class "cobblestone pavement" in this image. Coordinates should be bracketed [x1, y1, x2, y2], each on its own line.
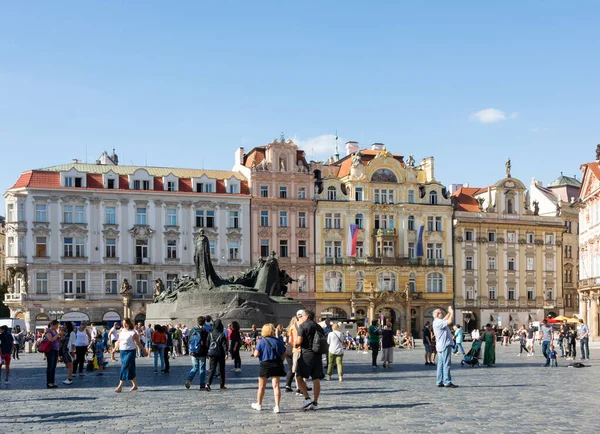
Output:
[1, 341, 599, 433]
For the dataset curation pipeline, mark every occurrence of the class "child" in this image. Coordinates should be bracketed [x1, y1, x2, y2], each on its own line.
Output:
[90, 335, 105, 376]
[549, 344, 558, 367]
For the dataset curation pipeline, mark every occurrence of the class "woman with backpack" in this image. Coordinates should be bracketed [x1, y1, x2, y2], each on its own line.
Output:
[251, 323, 287, 413]
[205, 319, 228, 391]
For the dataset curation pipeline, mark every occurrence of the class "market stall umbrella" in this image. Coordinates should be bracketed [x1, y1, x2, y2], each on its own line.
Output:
[554, 315, 569, 322]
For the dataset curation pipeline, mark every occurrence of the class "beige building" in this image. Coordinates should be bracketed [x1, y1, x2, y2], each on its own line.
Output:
[0, 216, 5, 285]
[314, 143, 454, 336]
[453, 164, 565, 331]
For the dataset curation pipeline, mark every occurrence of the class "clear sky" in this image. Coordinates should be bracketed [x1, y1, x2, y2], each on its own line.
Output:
[1, 2, 599, 211]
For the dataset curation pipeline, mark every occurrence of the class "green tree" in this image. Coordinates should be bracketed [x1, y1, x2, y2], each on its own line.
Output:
[0, 282, 10, 318]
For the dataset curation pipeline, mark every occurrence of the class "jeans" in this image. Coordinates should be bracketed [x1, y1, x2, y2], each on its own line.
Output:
[153, 344, 165, 371]
[436, 346, 452, 386]
[164, 346, 171, 371]
[74, 346, 88, 373]
[46, 349, 58, 385]
[519, 340, 529, 355]
[207, 355, 226, 388]
[371, 342, 380, 366]
[580, 337, 589, 359]
[12, 343, 20, 359]
[188, 356, 206, 386]
[559, 340, 564, 357]
[542, 341, 551, 366]
[453, 343, 465, 355]
[569, 340, 577, 358]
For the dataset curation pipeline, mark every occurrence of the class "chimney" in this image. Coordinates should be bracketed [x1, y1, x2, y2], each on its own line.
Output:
[235, 147, 245, 166]
[345, 141, 359, 155]
[371, 143, 385, 151]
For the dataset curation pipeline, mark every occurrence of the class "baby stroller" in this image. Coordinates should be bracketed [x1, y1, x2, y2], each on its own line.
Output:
[460, 340, 482, 367]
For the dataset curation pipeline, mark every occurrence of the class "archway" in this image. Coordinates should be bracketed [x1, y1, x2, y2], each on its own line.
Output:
[134, 313, 147, 325]
[377, 307, 398, 330]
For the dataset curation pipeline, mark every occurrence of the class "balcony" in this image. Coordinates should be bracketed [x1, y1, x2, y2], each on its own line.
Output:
[64, 293, 87, 300]
[373, 228, 397, 237]
[134, 257, 151, 265]
[4, 293, 24, 303]
[325, 257, 344, 265]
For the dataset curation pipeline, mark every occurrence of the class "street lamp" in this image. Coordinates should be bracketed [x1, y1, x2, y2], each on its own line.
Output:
[49, 310, 64, 321]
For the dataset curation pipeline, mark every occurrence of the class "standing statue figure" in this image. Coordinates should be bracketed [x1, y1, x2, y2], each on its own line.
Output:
[555, 202, 562, 217]
[154, 278, 165, 298]
[533, 200, 540, 216]
[120, 278, 132, 296]
[596, 144, 600, 161]
[194, 229, 222, 288]
[406, 154, 415, 168]
[505, 158, 512, 178]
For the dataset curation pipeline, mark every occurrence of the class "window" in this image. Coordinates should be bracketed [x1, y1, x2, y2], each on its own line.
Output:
[508, 257, 516, 271]
[17, 203, 24, 221]
[488, 285, 497, 300]
[325, 241, 333, 259]
[408, 242, 415, 259]
[427, 216, 434, 232]
[135, 239, 149, 264]
[427, 273, 444, 293]
[7, 237, 14, 256]
[107, 178, 115, 189]
[209, 240, 215, 257]
[545, 233, 554, 245]
[356, 271, 365, 292]
[36, 237, 47, 257]
[105, 206, 116, 224]
[7, 204, 14, 222]
[327, 186, 337, 201]
[435, 216, 443, 232]
[105, 273, 118, 294]
[260, 210, 269, 227]
[465, 230, 473, 241]
[299, 212, 307, 228]
[260, 185, 269, 198]
[527, 287, 534, 300]
[298, 275, 307, 292]
[63, 205, 73, 223]
[545, 258, 554, 271]
[35, 204, 47, 222]
[465, 285, 474, 300]
[195, 210, 215, 228]
[166, 274, 178, 291]
[279, 211, 288, 227]
[355, 213, 363, 229]
[408, 216, 415, 231]
[409, 272, 416, 292]
[75, 238, 85, 257]
[565, 221, 572, 233]
[526, 257, 535, 271]
[229, 241, 239, 260]
[356, 241, 364, 258]
[229, 184, 239, 194]
[488, 256, 496, 270]
[408, 190, 415, 203]
[229, 211, 239, 228]
[325, 271, 343, 292]
[374, 189, 380, 204]
[334, 213, 341, 229]
[205, 183, 213, 193]
[298, 240, 307, 257]
[105, 238, 116, 258]
[488, 231, 496, 242]
[279, 186, 287, 199]
[167, 181, 176, 192]
[260, 240, 270, 257]
[64, 273, 74, 294]
[136, 274, 149, 294]
[355, 187, 363, 201]
[465, 256, 473, 270]
[206, 211, 215, 227]
[64, 238, 74, 257]
[298, 187, 306, 199]
[526, 232, 534, 244]
[75, 205, 85, 223]
[435, 244, 443, 259]
[378, 271, 397, 291]
[429, 190, 438, 205]
[142, 180, 150, 190]
[73, 177, 82, 187]
[166, 208, 177, 226]
[195, 210, 204, 227]
[75, 273, 86, 294]
[279, 240, 288, 257]
[546, 288, 553, 301]
[36, 272, 48, 294]
[426, 243, 434, 260]
[167, 240, 177, 259]
[325, 213, 332, 229]
[508, 286, 515, 300]
[507, 231, 516, 243]
[334, 241, 342, 259]
[65, 177, 73, 187]
[133, 180, 141, 190]
[136, 207, 147, 225]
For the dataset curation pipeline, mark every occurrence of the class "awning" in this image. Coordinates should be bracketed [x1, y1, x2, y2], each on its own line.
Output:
[528, 313, 538, 322]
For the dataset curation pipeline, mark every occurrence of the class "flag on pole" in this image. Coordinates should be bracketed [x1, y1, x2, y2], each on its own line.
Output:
[346, 224, 359, 256]
[416, 225, 424, 257]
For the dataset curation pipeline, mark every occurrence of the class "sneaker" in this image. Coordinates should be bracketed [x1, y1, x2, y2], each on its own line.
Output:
[326, 375, 331, 381]
[96, 373, 103, 376]
[285, 386, 293, 392]
[517, 354, 521, 357]
[234, 368, 241, 373]
[154, 370, 158, 374]
[311, 402, 319, 411]
[339, 376, 343, 383]
[251, 403, 262, 411]
[273, 406, 280, 414]
[62, 379, 73, 385]
[185, 379, 191, 390]
[79, 373, 85, 377]
[4, 380, 8, 385]
[301, 397, 313, 410]
[445, 383, 459, 388]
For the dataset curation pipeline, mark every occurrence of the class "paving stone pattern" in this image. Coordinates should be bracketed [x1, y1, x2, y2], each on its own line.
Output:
[1, 342, 599, 433]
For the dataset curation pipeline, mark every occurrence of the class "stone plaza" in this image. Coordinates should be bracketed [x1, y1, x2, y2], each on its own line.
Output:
[1, 342, 599, 433]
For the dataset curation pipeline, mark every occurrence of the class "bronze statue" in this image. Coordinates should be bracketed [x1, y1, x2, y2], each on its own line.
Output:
[533, 200, 540, 216]
[120, 279, 132, 296]
[505, 158, 511, 178]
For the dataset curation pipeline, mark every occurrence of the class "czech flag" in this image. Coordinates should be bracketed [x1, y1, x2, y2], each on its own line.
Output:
[346, 224, 359, 256]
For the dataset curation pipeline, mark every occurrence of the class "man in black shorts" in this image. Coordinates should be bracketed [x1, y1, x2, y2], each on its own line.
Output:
[295, 309, 325, 411]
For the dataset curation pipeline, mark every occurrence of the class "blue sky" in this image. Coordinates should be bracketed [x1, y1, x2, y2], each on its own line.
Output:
[1, 2, 599, 210]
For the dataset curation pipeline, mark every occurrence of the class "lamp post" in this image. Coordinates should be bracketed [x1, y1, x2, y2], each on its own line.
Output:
[49, 310, 64, 321]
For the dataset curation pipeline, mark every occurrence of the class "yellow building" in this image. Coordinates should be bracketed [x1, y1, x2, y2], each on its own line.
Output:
[314, 143, 454, 337]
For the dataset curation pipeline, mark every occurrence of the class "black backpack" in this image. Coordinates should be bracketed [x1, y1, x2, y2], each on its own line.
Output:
[207, 332, 224, 357]
[311, 324, 329, 355]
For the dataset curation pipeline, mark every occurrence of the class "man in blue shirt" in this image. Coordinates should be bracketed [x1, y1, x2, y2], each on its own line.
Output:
[432, 306, 457, 388]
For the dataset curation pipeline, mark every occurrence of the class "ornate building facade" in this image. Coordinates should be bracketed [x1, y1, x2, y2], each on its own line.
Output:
[453, 164, 565, 331]
[233, 138, 316, 311]
[0, 216, 6, 285]
[578, 149, 600, 341]
[3, 153, 250, 330]
[313, 142, 454, 336]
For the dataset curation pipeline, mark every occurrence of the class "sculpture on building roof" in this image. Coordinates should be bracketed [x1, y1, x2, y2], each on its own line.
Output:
[555, 202, 561, 217]
[532, 200, 540, 216]
[351, 151, 363, 168]
[505, 158, 512, 178]
[596, 144, 600, 161]
[406, 154, 415, 168]
[375, 146, 392, 159]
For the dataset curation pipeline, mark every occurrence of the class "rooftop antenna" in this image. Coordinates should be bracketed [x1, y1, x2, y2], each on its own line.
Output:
[334, 130, 339, 161]
[85, 145, 88, 164]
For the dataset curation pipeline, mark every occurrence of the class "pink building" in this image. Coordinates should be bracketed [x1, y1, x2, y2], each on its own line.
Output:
[234, 138, 316, 310]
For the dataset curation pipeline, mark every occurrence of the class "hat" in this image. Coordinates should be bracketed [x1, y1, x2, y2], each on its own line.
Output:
[296, 309, 305, 318]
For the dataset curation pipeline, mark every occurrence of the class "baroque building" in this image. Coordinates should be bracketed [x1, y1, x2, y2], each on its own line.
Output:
[453, 163, 564, 331]
[313, 142, 454, 336]
[0, 216, 6, 285]
[3, 152, 250, 331]
[233, 138, 317, 311]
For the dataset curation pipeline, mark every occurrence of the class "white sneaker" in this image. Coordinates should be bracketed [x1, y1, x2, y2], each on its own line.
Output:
[339, 376, 343, 383]
[273, 406, 280, 414]
[301, 398, 313, 410]
[251, 403, 262, 411]
[311, 402, 318, 411]
[62, 379, 73, 385]
[517, 354, 521, 357]
[234, 368, 241, 373]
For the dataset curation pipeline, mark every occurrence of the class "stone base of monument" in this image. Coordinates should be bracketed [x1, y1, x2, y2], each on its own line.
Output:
[146, 289, 305, 329]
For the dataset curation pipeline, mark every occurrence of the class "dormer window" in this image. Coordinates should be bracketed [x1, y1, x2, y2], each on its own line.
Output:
[328, 186, 337, 201]
[107, 179, 115, 189]
[429, 191, 438, 205]
[133, 180, 141, 190]
[74, 177, 82, 188]
[65, 177, 73, 187]
[143, 181, 150, 190]
[229, 184, 239, 194]
[167, 181, 176, 192]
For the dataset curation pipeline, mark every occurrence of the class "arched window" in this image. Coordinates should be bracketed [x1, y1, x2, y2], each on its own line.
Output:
[506, 198, 514, 214]
[408, 215, 415, 231]
[371, 169, 398, 183]
[378, 271, 397, 291]
[325, 271, 343, 292]
[355, 271, 364, 292]
[324, 307, 348, 319]
[427, 272, 444, 293]
[297, 275, 307, 292]
[429, 191, 438, 205]
[409, 272, 416, 292]
[327, 186, 337, 201]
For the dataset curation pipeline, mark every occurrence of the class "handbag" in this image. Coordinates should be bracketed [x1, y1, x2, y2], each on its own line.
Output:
[38, 338, 51, 353]
[264, 337, 285, 368]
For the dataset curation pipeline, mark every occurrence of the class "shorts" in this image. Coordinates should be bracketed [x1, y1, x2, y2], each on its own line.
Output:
[145, 339, 152, 349]
[526, 339, 534, 347]
[96, 356, 104, 364]
[0, 353, 10, 367]
[423, 342, 432, 353]
[292, 351, 301, 373]
[296, 351, 324, 380]
[111, 340, 117, 347]
[259, 360, 286, 378]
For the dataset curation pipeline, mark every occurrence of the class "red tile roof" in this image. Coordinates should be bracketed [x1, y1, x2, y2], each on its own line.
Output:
[87, 174, 103, 189]
[216, 179, 225, 194]
[154, 177, 164, 191]
[243, 147, 266, 168]
[119, 175, 129, 190]
[336, 149, 405, 178]
[452, 187, 481, 212]
[179, 178, 192, 193]
[11, 171, 33, 189]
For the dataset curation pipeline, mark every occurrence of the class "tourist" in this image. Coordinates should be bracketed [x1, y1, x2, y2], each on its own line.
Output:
[90, 334, 105, 375]
[250, 324, 259, 355]
[144, 324, 153, 357]
[526, 322, 535, 356]
[60, 321, 76, 385]
[74, 322, 92, 377]
[327, 322, 345, 380]
[44, 320, 63, 388]
[90, 323, 98, 341]
[566, 326, 577, 360]
[112, 317, 146, 392]
[109, 323, 120, 360]
[559, 323, 568, 357]
[173, 325, 183, 356]
[432, 307, 457, 388]
[539, 319, 553, 367]
[206, 319, 228, 391]
[182, 323, 190, 355]
[549, 344, 558, 367]
[517, 324, 529, 357]
[251, 323, 287, 413]
[452, 325, 465, 356]
[151, 324, 167, 373]
[164, 325, 174, 371]
[368, 320, 381, 368]
[0, 325, 15, 384]
[380, 323, 394, 369]
[471, 327, 480, 341]
[204, 315, 213, 332]
[102, 328, 109, 353]
[11, 326, 24, 360]
[482, 324, 496, 367]
[423, 321, 433, 365]
[578, 319, 590, 360]
[501, 327, 510, 346]
[295, 309, 325, 411]
[229, 321, 242, 373]
[284, 314, 300, 393]
[430, 328, 437, 363]
[185, 316, 208, 390]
